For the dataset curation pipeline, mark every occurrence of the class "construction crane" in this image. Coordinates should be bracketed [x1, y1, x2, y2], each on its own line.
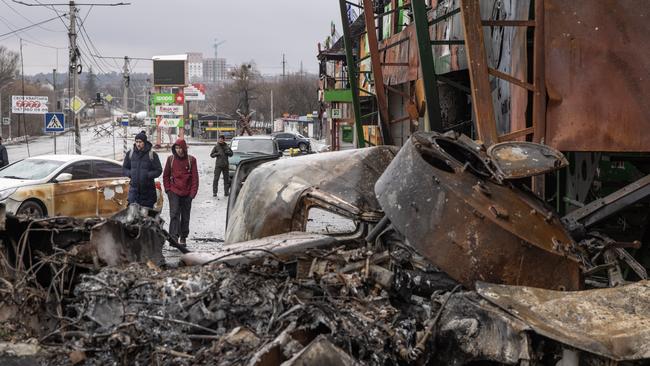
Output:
[214, 38, 226, 59]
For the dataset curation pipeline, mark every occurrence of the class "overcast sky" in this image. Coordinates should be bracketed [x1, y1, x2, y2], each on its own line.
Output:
[0, 0, 342, 76]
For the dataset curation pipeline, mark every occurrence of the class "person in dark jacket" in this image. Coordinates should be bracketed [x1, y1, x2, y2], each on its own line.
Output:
[210, 135, 233, 197]
[163, 138, 199, 245]
[123, 131, 163, 208]
[0, 137, 8, 167]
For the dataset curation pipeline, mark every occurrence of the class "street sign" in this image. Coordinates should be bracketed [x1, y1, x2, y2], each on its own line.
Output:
[331, 108, 342, 118]
[12, 96, 48, 114]
[2, 117, 9, 125]
[70, 96, 86, 114]
[152, 93, 175, 104]
[104, 94, 113, 103]
[44, 113, 65, 132]
[155, 105, 183, 116]
[120, 115, 129, 126]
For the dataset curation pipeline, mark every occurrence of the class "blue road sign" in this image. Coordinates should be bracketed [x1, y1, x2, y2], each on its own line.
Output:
[120, 115, 129, 126]
[45, 113, 65, 132]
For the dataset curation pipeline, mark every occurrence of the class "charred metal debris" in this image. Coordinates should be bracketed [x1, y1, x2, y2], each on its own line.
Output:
[2, 132, 650, 365]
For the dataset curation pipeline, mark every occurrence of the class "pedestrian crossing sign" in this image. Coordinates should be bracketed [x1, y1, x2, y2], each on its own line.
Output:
[45, 113, 65, 132]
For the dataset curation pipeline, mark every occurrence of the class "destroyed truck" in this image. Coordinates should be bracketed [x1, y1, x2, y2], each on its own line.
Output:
[2, 132, 650, 365]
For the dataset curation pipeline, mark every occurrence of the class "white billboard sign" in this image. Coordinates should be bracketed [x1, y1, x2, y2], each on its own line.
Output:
[155, 105, 183, 116]
[12, 96, 49, 114]
[158, 118, 182, 128]
[183, 84, 206, 101]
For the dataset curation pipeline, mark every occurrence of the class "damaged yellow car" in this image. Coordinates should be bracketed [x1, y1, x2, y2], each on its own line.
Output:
[0, 154, 163, 217]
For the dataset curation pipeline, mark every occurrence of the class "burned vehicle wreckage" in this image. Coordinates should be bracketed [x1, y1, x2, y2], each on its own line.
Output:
[2, 132, 650, 365]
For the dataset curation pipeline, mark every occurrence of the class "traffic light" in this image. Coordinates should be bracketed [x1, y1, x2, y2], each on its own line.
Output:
[96, 93, 101, 103]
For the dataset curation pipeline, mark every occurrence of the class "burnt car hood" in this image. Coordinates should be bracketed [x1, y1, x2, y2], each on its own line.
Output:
[224, 146, 398, 244]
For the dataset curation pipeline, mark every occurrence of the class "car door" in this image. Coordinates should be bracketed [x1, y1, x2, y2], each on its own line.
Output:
[276, 133, 291, 150]
[52, 161, 98, 217]
[94, 160, 130, 217]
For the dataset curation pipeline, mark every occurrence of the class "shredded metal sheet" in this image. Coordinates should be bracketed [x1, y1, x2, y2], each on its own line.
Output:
[477, 281, 650, 361]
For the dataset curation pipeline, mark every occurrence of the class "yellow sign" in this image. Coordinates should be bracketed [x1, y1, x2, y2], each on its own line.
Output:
[206, 127, 236, 131]
[104, 94, 113, 103]
[71, 96, 86, 114]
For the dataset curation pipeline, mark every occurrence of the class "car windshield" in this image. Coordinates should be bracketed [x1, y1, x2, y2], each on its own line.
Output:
[231, 139, 275, 154]
[0, 159, 66, 180]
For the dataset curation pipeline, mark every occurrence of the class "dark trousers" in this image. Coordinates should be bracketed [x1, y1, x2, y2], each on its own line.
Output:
[168, 191, 192, 240]
[213, 166, 230, 195]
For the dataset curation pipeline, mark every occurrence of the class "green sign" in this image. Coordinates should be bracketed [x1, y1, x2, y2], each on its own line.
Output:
[152, 93, 175, 104]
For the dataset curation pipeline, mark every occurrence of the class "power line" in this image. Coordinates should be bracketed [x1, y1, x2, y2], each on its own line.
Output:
[20, 38, 66, 50]
[75, 18, 110, 74]
[0, 13, 65, 38]
[32, 0, 70, 31]
[0, 19, 62, 50]
[76, 15, 119, 72]
[13, 1, 130, 6]
[0, 0, 65, 33]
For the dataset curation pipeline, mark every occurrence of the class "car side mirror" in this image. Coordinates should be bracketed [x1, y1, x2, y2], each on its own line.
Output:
[55, 173, 73, 183]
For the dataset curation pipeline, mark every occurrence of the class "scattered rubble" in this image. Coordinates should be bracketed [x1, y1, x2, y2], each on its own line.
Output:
[2, 132, 650, 364]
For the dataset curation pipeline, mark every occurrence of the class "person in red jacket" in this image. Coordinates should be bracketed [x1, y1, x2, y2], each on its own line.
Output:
[163, 138, 199, 245]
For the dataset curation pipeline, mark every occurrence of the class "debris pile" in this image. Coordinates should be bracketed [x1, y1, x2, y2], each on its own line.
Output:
[3, 133, 650, 364]
[40, 246, 456, 365]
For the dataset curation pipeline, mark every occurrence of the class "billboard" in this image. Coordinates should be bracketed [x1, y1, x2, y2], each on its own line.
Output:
[153, 60, 187, 86]
[158, 117, 183, 128]
[155, 105, 183, 116]
[184, 83, 206, 101]
[152, 93, 175, 104]
[12, 96, 48, 114]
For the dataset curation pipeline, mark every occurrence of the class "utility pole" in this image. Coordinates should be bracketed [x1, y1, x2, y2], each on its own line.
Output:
[282, 54, 286, 78]
[53, 68, 57, 154]
[68, 0, 81, 154]
[122, 56, 129, 156]
[12, 0, 129, 154]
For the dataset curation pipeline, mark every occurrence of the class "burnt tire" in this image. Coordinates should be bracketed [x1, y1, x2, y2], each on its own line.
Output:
[17, 200, 45, 218]
[298, 142, 308, 152]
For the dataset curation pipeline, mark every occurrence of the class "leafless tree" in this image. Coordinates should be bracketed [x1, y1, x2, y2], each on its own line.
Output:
[0, 46, 19, 88]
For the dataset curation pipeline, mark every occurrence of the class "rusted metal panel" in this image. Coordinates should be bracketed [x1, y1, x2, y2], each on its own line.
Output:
[460, 0, 498, 146]
[545, 0, 650, 152]
[487, 141, 568, 179]
[375, 132, 582, 290]
[362, 0, 393, 145]
[379, 26, 420, 85]
[225, 147, 398, 244]
[477, 280, 650, 361]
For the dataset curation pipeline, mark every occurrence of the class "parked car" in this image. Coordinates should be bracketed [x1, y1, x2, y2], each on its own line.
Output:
[272, 132, 311, 152]
[228, 135, 281, 178]
[0, 154, 163, 218]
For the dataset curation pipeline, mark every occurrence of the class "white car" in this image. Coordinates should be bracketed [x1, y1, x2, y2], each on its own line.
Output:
[0, 154, 163, 218]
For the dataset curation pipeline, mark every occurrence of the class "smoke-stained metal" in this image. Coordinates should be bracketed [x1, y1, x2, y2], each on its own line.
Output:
[375, 132, 582, 290]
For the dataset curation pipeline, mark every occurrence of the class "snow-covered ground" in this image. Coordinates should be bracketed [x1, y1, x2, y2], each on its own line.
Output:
[5, 123, 346, 265]
[5, 121, 229, 262]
